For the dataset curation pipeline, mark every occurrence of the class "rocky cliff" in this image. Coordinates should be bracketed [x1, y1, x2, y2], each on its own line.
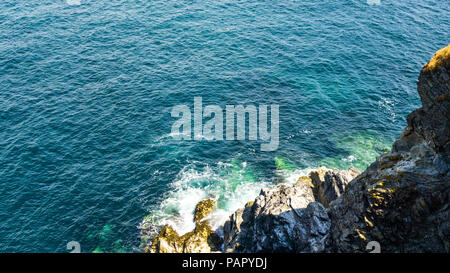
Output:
[142, 45, 450, 253]
[328, 45, 450, 252]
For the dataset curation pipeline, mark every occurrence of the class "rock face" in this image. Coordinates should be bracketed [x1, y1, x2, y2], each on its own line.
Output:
[144, 199, 222, 253]
[328, 45, 450, 253]
[223, 169, 358, 253]
[309, 167, 361, 207]
[223, 180, 317, 252]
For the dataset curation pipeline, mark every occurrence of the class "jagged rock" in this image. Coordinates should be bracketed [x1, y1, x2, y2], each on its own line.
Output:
[145, 222, 222, 253]
[222, 201, 253, 252]
[144, 199, 222, 253]
[181, 222, 223, 253]
[409, 45, 450, 158]
[329, 45, 450, 253]
[194, 199, 216, 223]
[309, 167, 328, 186]
[294, 202, 331, 252]
[223, 180, 330, 253]
[309, 167, 360, 207]
[296, 176, 314, 188]
[145, 225, 182, 253]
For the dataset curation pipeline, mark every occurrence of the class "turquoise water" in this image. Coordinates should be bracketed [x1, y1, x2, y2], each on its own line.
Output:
[0, 0, 448, 252]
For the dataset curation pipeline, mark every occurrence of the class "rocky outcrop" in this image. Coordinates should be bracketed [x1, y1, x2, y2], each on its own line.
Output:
[328, 45, 450, 253]
[223, 179, 317, 252]
[223, 168, 358, 253]
[410, 45, 450, 158]
[194, 199, 216, 223]
[144, 199, 222, 253]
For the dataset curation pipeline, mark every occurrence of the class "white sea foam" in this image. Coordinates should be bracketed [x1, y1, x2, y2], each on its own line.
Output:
[275, 167, 316, 185]
[367, 0, 381, 5]
[343, 155, 357, 162]
[145, 157, 321, 238]
[66, 0, 81, 6]
[154, 132, 191, 142]
[146, 160, 271, 236]
[378, 97, 397, 123]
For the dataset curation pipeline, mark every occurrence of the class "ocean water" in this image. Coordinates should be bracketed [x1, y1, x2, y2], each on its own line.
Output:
[0, 0, 448, 252]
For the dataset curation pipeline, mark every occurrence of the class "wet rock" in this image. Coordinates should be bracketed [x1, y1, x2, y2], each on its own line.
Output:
[145, 199, 222, 253]
[145, 225, 183, 253]
[194, 199, 216, 223]
[223, 181, 330, 253]
[181, 222, 223, 253]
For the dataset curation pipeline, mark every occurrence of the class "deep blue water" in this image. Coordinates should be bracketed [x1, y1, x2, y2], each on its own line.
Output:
[0, 0, 448, 252]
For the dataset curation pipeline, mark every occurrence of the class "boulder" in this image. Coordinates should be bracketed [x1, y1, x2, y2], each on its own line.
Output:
[145, 225, 183, 253]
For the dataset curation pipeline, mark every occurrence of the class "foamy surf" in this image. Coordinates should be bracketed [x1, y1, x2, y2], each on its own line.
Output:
[275, 167, 317, 185]
[141, 159, 272, 237]
[141, 153, 326, 243]
[66, 0, 81, 6]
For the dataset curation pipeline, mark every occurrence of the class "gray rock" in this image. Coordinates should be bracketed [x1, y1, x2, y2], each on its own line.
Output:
[294, 202, 331, 252]
[223, 180, 330, 253]
[310, 167, 360, 207]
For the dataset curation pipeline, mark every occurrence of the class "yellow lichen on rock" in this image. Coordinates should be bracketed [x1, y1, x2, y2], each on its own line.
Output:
[245, 201, 254, 208]
[364, 216, 374, 228]
[309, 167, 328, 181]
[423, 44, 450, 72]
[296, 176, 314, 188]
[147, 199, 222, 253]
[355, 228, 367, 241]
[194, 199, 216, 223]
[147, 225, 183, 253]
[181, 222, 222, 253]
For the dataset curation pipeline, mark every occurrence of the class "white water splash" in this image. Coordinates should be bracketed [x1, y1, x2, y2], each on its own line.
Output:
[367, 0, 381, 5]
[378, 97, 397, 123]
[66, 0, 81, 6]
[275, 167, 316, 185]
[144, 161, 270, 236]
[343, 155, 357, 162]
